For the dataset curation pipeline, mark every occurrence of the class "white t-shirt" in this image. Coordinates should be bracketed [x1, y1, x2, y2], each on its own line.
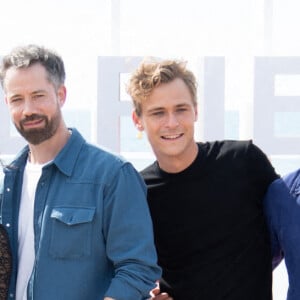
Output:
[16, 161, 46, 300]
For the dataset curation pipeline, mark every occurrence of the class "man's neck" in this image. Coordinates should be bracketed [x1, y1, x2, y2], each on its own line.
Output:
[157, 142, 199, 173]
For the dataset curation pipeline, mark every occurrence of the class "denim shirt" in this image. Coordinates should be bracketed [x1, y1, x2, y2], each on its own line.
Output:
[264, 169, 300, 300]
[0, 128, 161, 300]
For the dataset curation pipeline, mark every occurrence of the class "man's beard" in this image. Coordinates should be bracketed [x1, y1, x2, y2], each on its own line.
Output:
[15, 109, 62, 145]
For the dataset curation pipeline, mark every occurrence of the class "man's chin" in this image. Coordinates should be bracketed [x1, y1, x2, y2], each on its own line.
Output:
[19, 130, 49, 145]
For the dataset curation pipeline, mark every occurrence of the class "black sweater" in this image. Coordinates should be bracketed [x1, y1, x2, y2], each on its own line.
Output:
[141, 140, 279, 300]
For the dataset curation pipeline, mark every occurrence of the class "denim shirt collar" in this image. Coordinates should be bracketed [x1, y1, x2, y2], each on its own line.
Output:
[5, 128, 85, 178]
[284, 169, 300, 198]
[52, 128, 85, 177]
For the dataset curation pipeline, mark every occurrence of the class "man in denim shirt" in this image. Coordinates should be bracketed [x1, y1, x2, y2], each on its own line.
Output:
[0, 44, 161, 300]
[264, 169, 300, 300]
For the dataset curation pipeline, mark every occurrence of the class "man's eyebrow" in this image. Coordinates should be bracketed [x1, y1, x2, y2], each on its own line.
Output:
[175, 103, 190, 108]
[31, 89, 47, 94]
[146, 106, 165, 114]
[8, 93, 23, 101]
[10, 93, 22, 98]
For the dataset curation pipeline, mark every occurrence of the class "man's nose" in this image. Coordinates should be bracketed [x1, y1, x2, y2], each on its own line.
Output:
[165, 113, 179, 127]
[22, 99, 37, 116]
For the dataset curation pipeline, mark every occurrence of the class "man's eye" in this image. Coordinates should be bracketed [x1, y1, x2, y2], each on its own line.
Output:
[152, 111, 164, 116]
[33, 94, 43, 99]
[11, 98, 21, 103]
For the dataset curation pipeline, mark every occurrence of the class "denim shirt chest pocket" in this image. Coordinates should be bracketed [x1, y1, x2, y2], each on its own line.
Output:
[49, 206, 96, 258]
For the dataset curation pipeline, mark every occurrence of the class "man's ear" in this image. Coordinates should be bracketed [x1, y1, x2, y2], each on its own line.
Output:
[57, 85, 67, 106]
[194, 105, 198, 122]
[132, 110, 144, 131]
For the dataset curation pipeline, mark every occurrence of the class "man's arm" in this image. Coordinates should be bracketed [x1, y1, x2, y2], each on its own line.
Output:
[103, 162, 161, 299]
[263, 178, 285, 268]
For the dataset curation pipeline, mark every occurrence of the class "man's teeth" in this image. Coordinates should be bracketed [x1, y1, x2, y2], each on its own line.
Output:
[162, 134, 181, 139]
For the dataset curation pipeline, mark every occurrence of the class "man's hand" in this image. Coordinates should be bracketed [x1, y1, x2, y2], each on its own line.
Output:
[149, 284, 173, 300]
[150, 293, 173, 300]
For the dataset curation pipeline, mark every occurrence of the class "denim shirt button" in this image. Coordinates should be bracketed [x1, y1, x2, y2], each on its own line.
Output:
[6, 187, 10, 192]
[6, 223, 10, 227]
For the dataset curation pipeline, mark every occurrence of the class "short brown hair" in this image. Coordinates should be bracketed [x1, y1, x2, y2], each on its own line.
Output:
[0, 44, 65, 91]
[127, 59, 198, 116]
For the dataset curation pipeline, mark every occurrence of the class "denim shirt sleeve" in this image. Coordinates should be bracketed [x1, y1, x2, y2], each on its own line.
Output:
[0, 167, 5, 225]
[263, 178, 285, 269]
[102, 162, 161, 299]
[0, 170, 3, 223]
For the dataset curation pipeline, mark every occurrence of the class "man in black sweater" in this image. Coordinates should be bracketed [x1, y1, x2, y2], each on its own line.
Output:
[127, 60, 279, 300]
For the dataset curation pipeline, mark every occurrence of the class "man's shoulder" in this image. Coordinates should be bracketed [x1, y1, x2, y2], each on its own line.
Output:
[4, 146, 29, 171]
[200, 139, 255, 159]
[283, 168, 300, 195]
[140, 161, 157, 178]
[67, 129, 131, 177]
[80, 142, 129, 172]
[70, 128, 125, 166]
[267, 168, 300, 197]
[284, 168, 300, 182]
[202, 139, 252, 150]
